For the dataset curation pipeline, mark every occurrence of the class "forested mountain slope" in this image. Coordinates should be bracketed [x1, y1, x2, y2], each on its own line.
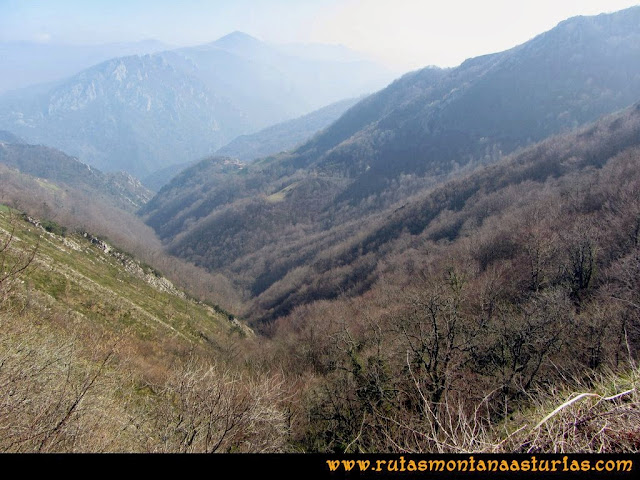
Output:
[262, 101, 640, 452]
[250, 102, 640, 322]
[4, 8, 640, 453]
[142, 96, 362, 191]
[142, 7, 640, 323]
[275, 5, 640, 201]
[4, 101, 640, 454]
[5, 100, 640, 451]
[0, 138, 152, 211]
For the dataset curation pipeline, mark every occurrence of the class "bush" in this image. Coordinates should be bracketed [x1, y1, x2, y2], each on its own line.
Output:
[41, 219, 67, 237]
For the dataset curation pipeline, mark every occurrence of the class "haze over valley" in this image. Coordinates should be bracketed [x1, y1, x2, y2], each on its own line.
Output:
[0, 32, 392, 177]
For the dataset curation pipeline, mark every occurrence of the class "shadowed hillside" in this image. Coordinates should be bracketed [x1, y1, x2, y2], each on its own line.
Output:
[258, 102, 640, 452]
[0, 139, 152, 211]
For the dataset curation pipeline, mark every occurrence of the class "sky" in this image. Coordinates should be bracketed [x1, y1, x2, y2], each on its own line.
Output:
[0, 0, 638, 71]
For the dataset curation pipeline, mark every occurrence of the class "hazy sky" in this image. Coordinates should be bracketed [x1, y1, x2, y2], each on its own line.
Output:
[1, 0, 638, 71]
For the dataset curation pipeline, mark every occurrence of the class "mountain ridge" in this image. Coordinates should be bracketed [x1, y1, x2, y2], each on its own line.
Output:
[0, 39, 172, 94]
[142, 6, 640, 323]
[0, 135, 152, 211]
[0, 33, 393, 177]
[214, 96, 363, 163]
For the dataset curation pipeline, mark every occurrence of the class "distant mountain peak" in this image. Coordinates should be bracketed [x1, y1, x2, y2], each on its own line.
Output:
[0, 29, 395, 177]
[213, 31, 262, 49]
[0, 130, 24, 144]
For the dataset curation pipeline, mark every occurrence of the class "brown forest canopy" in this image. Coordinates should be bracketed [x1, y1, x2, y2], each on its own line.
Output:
[143, 6, 640, 326]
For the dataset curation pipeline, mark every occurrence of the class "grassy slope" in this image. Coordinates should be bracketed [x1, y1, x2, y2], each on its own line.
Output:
[2, 209, 239, 345]
[0, 208, 258, 451]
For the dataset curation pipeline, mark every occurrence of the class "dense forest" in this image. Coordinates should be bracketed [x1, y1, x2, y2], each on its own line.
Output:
[142, 6, 640, 323]
[260, 103, 640, 452]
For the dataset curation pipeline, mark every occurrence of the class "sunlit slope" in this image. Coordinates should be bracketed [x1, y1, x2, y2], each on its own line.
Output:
[0, 207, 286, 453]
[0, 208, 247, 350]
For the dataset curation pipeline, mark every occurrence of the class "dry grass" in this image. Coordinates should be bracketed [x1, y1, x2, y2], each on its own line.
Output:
[0, 208, 292, 452]
[495, 368, 640, 453]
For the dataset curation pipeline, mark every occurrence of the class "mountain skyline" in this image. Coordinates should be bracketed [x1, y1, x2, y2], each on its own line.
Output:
[0, 39, 172, 94]
[2, 0, 638, 72]
[0, 32, 393, 177]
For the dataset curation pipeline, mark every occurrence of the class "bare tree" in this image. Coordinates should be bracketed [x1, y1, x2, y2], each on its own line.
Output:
[149, 359, 289, 453]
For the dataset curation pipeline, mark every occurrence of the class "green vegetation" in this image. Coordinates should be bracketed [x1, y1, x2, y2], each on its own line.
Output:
[0, 204, 15, 213]
[145, 102, 640, 453]
[265, 181, 301, 203]
[0, 208, 292, 452]
[3, 105, 640, 452]
[1, 208, 239, 347]
[41, 219, 67, 236]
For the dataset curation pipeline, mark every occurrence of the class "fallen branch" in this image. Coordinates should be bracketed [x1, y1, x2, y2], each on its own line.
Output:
[532, 388, 636, 432]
